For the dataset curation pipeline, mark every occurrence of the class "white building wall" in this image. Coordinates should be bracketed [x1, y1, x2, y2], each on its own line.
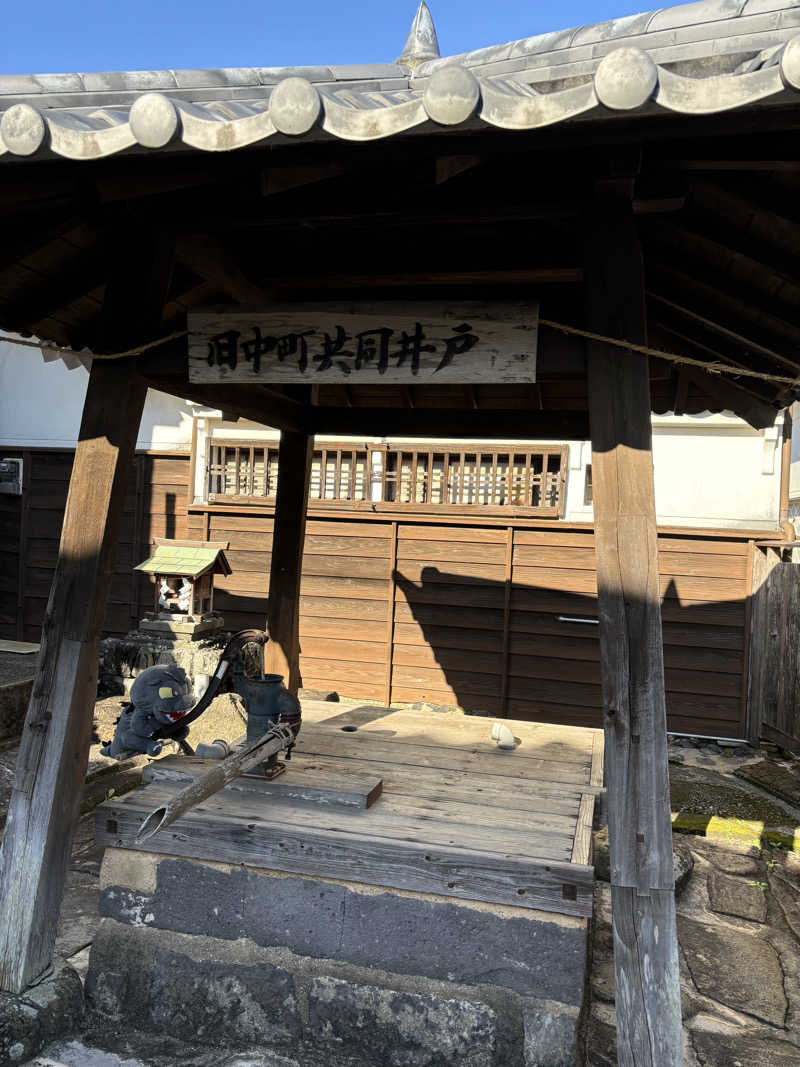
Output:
[0, 339, 194, 452]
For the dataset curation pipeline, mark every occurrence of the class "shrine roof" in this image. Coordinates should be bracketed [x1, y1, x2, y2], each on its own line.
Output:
[1, 0, 800, 161]
[134, 542, 231, 579]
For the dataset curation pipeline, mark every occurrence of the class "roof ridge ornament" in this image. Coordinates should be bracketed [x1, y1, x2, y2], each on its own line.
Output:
[397, 2, 440, 70]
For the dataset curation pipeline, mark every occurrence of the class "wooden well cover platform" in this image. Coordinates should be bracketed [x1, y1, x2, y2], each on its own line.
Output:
[96, 703, 602, 918]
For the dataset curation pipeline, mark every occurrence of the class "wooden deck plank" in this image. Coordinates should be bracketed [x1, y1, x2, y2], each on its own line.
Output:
[590, 731, 605, 788]
[143, 758, 384, 809]
[96, 788, 593, 917]
[571, 794, 595, 866]
[294, 730, 592, 786]
[114, 781, 574, 861]
[143, 760, 578, 837]
[309, 705, 595, 764]
[295, 754, 584, 814]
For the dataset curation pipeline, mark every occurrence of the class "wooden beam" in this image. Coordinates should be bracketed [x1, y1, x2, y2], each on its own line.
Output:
[0, 228, 174, 994]
[0, 243, 179, 992]
[144, 376, 311, 434]
[6, 250, 105, 332]
[260, 160, 348, 197]
[584, 181, 682, 1065]
[435, 155, 483, 184]
[0, 213, 83, 275]
[274, 267, 583, 289]
[645, 217, 800, 310]
[648, 292, 799, 375]
[674, 160, 800, 172]
[139, 342, 311, 433]
[648, 258, 800, 357]
[265, 429, 313, 692]
[312, 408, 591, 440]
[182, 200, 584, 234]
[688, 178, 800, 273]
[176, 234, 270, 305]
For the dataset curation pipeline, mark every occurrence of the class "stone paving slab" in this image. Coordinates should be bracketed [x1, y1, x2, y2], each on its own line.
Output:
[735, 760, 800, 808]
[25, 1042, 303, 1067]
[678, 917, 787, 1026]
[0, 960, 83, 1067]
[691, 1028, 800, 1066]
[706, 869, 767, 923]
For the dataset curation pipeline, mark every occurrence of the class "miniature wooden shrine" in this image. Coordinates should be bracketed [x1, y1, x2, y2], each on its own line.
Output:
[135, 538, 230, 638]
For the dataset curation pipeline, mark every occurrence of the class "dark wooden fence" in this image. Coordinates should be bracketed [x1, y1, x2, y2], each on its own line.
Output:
[3, 447, 756, 739]
[749, 547, 800, 750]
[0, 449, 191, 641]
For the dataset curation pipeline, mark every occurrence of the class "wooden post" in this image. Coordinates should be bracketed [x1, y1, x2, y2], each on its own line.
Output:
[584, 180, 682, 1065]
[265, 429, 313, 692]
[0, 229, 173, 993]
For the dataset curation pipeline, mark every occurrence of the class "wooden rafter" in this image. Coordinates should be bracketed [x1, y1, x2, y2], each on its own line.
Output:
[648, 274, 800, 374]
[175, 234, 270, 305]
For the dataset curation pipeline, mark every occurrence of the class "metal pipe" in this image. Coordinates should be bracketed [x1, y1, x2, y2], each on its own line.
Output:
[780, 406, 794, 541]
[135, 722, 297, 842]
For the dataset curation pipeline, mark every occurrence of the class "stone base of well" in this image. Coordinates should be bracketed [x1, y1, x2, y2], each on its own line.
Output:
[87, 848, 589, 1067]
[97, 630, 230, 698]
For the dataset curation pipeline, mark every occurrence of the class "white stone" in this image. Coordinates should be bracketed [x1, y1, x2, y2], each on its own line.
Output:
[594, 47, 658, 111]
[269, 78, 321, 136]
[423, 65, 481, 126]
[0, 104, 46, 156]
[129, 93, 179, 148]
[780, 36, 800, 92]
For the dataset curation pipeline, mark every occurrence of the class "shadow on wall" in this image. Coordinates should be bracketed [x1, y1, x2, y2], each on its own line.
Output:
[391, 568, 745, 740]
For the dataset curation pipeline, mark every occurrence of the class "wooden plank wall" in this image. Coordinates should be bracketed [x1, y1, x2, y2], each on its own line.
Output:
[189, 507, 751, 738]
[749, 553, 800, 750]
[3, 450, 191, 642]
[4, 449, 751, 738]
[0, 449, 23, 640]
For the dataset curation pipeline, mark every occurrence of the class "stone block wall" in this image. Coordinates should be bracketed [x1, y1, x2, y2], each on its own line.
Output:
[87, 849, 589, 1067]
[98, 632, 230, 698]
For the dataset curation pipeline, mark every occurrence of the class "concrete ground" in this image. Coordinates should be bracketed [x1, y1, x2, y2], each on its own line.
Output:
[2, 703, 800, 1066]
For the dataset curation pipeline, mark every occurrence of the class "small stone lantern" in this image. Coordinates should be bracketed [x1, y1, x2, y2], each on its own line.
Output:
[135, 538, 231, 639]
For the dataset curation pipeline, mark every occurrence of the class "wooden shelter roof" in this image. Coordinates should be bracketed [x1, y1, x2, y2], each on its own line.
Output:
[1, 0, 800, 433]
[134, 540, 231, 579]
[0, 0, 799, 159]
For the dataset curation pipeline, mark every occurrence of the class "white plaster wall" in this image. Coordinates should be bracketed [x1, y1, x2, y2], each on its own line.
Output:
[788, 402, 800, 503]
[0, 339, 194, 451]
[564, 415, 782, 529]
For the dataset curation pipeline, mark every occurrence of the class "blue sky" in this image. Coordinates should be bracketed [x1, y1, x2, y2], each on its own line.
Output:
[0, 0, 652, 75]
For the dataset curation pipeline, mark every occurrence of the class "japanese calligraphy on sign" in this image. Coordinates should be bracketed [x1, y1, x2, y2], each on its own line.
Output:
[188, 305, 538, 385]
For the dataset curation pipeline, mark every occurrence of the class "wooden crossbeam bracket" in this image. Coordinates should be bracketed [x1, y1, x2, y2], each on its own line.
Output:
[176, 233, 272, 305]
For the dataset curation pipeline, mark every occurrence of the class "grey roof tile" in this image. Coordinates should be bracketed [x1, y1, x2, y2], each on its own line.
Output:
[647, 0, 746, 31]
[254, 66, 335, 83]
[0, 0, 798, 160]
[172, 68, 262, 89]
[329, 64, 407, 80]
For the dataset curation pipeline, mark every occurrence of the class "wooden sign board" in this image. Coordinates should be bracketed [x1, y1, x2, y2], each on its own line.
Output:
[188, 304, 538, 385]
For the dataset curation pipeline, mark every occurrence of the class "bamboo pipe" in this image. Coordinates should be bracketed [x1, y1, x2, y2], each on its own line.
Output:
[135, 722, 297, 842]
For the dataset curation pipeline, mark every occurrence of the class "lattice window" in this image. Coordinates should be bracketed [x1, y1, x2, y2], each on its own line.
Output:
[206, 442, 567, 516]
